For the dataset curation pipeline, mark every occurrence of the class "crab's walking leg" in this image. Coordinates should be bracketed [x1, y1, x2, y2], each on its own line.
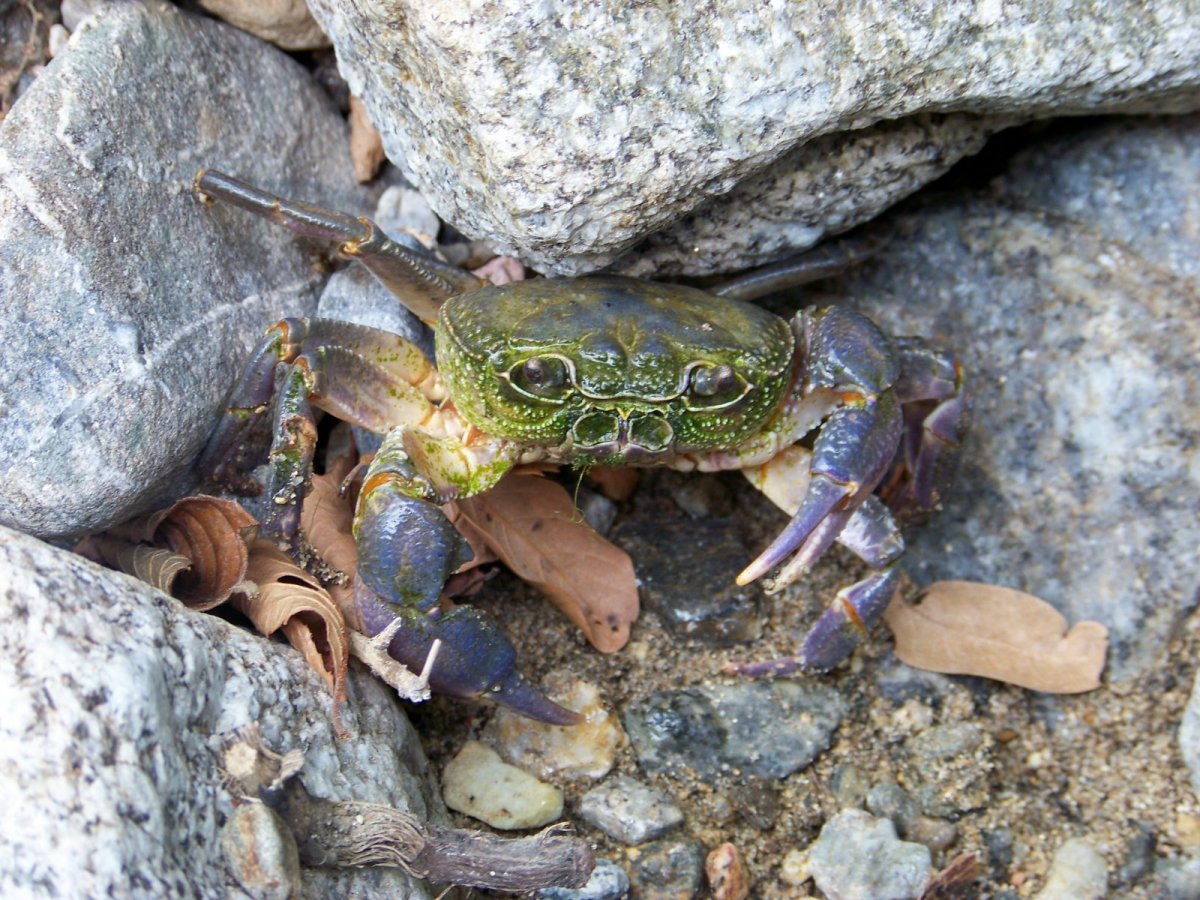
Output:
[198, 317, 445, 543]
[711, 228, 891, 303]
[731, 496, 904, 676]
[195, 169, 486, 324]
[887, 337, 968, 513]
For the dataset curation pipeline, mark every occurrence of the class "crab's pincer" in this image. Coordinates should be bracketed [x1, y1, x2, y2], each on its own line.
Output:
[354, 485, 580, 725]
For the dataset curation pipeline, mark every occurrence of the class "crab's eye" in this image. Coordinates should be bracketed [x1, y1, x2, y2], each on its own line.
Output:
[691, 364, 736, 397]
[508, 356, 570, 401]
[686, 363, 749, 410]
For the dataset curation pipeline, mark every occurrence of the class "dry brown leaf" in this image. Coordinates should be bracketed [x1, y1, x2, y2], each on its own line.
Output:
[443, 500, 501, 572]
[82, 535, 194, 595]
[883, 580, 1108, 693]
[241, 539, 350, 728]
[455, 473, 638, 653]
[98, 495, 258, 610]
[349, 95, 386, 183]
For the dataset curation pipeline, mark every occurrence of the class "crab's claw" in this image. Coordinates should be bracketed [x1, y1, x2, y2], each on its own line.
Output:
[354, 484, 580, 725]
[358, 595, 581, 725]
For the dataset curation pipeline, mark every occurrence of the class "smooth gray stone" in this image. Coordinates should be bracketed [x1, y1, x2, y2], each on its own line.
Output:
[0, 1, 370, 540]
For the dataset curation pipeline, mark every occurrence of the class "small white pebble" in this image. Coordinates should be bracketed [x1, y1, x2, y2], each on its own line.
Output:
[442, 741, 563, 830]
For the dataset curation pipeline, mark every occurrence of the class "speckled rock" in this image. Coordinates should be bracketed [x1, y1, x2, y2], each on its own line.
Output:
[537, 858, 631, 900]
[1157, 853, 1200, 899]
[579, 775, 684, 845]
[0, 524, 440, 897]
[623, 681, 847, 779]
[611, 114, 1001, 279]
[866, 781, 920, 835]
[305, 0, 1199, 274]
[0, 1, 371, 540]
[628, 839, 706, 900]
[808, 810, 932, 900]
[706, 842, 751, 900]
[834, 115, 1200, 681]
[1033, 837, 1107, 900]
[1179, 668, 1200, 799]
[494, 678, 626, 782]
[442, 740, 564, 830]
[900, 723, 993, 817]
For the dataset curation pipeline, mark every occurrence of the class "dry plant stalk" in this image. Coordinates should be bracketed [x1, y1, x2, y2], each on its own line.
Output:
[282, 788, 594, 891]
[221, 726, 595, 893]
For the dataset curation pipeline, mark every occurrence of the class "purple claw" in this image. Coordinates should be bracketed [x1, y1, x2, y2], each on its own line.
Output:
[737, 475, 850, 586]
[358, 593, 580, 725]
[739, 390, 903, 589]
[355, 483, 580, 725]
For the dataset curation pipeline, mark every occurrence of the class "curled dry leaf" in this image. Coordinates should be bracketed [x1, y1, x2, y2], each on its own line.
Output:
[241, 539, 349, 726]
[455, 472, 638, 653]
[442, 501, 500, 573]
[83, 537, 194, 596]
[883, 580, 1108, 693]
[95, 495, 258, 611]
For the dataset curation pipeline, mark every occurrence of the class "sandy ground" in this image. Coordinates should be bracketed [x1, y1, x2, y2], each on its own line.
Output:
[408, 469, 1197, 898]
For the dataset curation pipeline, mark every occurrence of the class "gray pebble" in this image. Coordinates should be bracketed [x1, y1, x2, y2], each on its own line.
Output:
[829, 763, 871, 810]
[866, 781, 918, 832]
[903, 815, 958, 855]
[1033, 837, 1107, 900]
[537, 858, 630, 900]
[901, 723, 993, 816]
[579, 775, 683, 845]
[1157, 853, 1200, 899]
[623, 681, 847, 779]
[628, 839, 705, 900]
[808, 809, 932, 900]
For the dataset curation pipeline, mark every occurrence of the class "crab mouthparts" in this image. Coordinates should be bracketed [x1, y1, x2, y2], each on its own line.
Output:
[570, 410, 674, 462]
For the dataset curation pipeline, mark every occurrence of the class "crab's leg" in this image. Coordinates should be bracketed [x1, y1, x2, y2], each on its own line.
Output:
[731, 495, 904, 676]
[710, 228, 891, 303]
[195, 169, 486, 324]
[886, 337, 968, 513]
[737, 387, 903, 589]
[198, 317, 447, 542]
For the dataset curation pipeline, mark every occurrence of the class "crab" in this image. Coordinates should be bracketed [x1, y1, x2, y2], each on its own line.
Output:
[195, 169, 966, 725]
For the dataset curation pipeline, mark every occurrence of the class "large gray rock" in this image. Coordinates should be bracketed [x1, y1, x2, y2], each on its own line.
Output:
[0, 1, 370, 540]
[307, 0, 1200, 273]
[832, 115, 1200, 681]
[0, 523, 441, 897]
